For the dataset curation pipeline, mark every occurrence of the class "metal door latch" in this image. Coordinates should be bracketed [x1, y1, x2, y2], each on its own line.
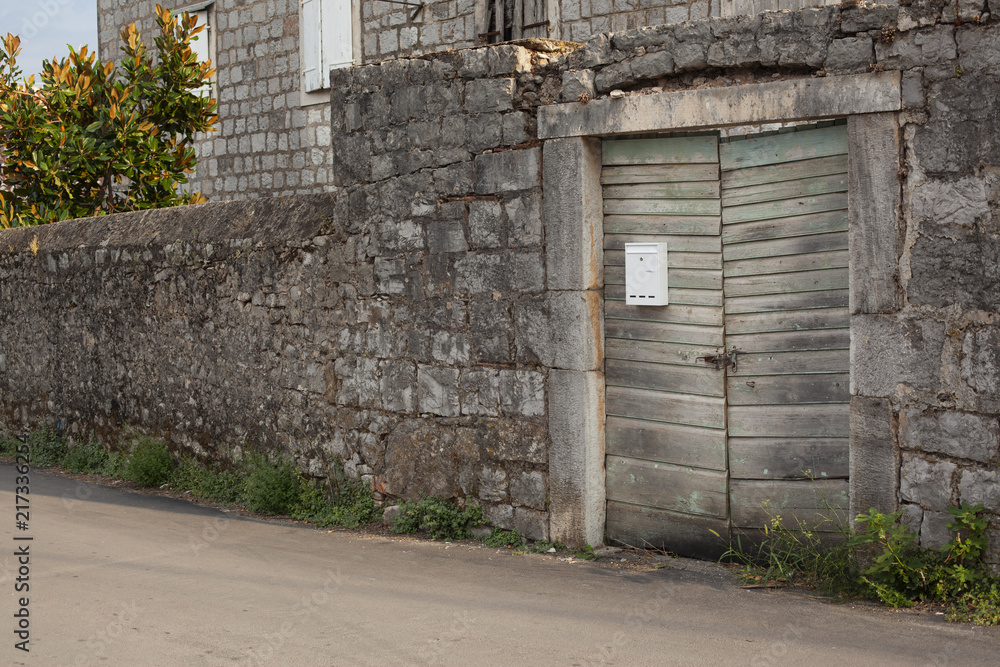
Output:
[697, 347, 739, 372]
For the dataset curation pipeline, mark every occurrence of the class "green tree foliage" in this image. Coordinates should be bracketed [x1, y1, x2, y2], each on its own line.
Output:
[0, 4, 217, 227]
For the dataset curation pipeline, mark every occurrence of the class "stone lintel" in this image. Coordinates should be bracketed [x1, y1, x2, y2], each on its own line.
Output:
[538, 71, 902, 139]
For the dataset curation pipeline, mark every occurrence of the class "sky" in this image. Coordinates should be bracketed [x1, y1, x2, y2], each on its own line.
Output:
[1, 0, 99, 81]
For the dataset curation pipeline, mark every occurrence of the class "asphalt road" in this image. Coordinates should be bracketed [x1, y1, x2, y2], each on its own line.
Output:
[1, 463, 998, 666]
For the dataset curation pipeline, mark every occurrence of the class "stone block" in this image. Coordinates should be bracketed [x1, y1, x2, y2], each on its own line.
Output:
[482, 502, 514, 529]
[475, 419, 547, 464]
[479, 465, 508, 501]
[900, 502, 923, 535]
[469, 296, 513, 363]
[432, 162, 473, 196]
[474, 148, 541, 194]
[850, 396, 897, 520]
[381, 360, 416, 413]
[875, 26, 958, 70]
[487, 45, 532, 76]
[464, 78, 515, 114]
[382, 420, 480, 500]
[920, 509, 954, 550]
[561, 70, 596, 102]
[899, 453, 956, 510]
[417, 365, 460, 417]
[841, 4, 899, 33]
[957, 28, 1000, 76]
[962, 328, 1000, 401]
[514, 507, 550, 541]
[907, 232, 1000, 312]
[454, 251, 545, 294]
[901, 408, 999, 463]
[910, 176, 990, 233]
[825, 37, 875, 72]
[513, 292, 602, 371]
[511, 471, 547, 510]
[499, 369, 546, 417]
[460, 368, 501, 416]
[548, 370, 605, 547]
[466, 113, 504, 153]
[425, 220, 468, 254]
[848, 113, 900, 315]
[542, 137, 603, 291]
[959, 468, 1000, 510]
[504, 192, 542, 247]
[594, 61, 634, 93]
[502, 112, 531, 146]
[630, 51, 674, 80]
[468, 200, 503, 248]
[851, 315, 945, 397]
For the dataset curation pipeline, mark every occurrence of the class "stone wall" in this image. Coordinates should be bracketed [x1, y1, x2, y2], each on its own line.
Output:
[97, 0, 334, 201]
[0, 195, 558, 539]
[17, 0, 1000, 555]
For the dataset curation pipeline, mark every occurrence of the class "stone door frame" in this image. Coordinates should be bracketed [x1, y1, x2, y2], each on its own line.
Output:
[540, 71, 903, 547]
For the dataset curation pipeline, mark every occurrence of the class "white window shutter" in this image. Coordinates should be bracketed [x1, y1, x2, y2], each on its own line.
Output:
[321, 0, 354, 72]
[301, 0, 323, 91]
[190, 9, 212, 95]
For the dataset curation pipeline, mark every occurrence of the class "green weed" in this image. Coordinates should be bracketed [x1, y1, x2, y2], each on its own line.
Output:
[124, 436, 175, 487]
[27, 427, 67, 467]
[62, 437, 109, 473]
[391, 496, 486, 540]
[480, 528, 523, 548]
[240, 452, 301, 515]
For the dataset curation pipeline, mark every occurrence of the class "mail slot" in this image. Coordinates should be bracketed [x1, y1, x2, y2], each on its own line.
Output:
[624, 242, 668, 306]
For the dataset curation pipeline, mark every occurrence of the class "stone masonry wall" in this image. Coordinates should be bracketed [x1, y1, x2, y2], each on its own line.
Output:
[0, 195, 555, 539]
[97, 0, 334, 201]
[331, 2, 1000, 559]
[13, 0, 1000, 552]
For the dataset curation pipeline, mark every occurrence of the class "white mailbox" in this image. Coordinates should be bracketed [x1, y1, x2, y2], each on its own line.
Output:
[624, 242, 668, 306]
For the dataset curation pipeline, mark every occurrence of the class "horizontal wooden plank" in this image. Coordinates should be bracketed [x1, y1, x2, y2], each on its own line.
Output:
[729, 348, 849, 375]
[605, 265, 722, 290]
[606, 249, 723, 270]
[606, 456, 728, 519]
[724, 250, 848, 277]
[606, 284, 724, 307]
[722, 232, 848, 261]
[601, 163, 720, 184]
[607, 358, 726, 397]
[605, 198, 722, 217]
[721, 210, 847, 244]
[726, 328, 850, 353]
[605, 318, 725, 346]
[719, 125, 848, 171]
[729, 437, 849, 480]
[722, 173, 847, 207]
[722, 192, 847, 226]
[606, 386, 726, 429]
[605, 233, 722, 253]
[606, 501, 730, 559]
[603, 214, 722, 236]
[725, 288, 849, 315]
[721, 154, 848, 189]
[605, 338, 721, 367]
[724, 268, 848, 298]
[606, 416, 727, 470]
[603, 135, 720, 166]
[730, 478, 849, 529]
[605, 301, 724, 327]
[727, 373, 850, 405]
[728, 403, 850, 438]
[725, 307, 849, 335]
[604, 181, 721, 200]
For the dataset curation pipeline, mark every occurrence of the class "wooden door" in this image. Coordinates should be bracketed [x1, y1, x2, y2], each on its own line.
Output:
[602, 124, 850, 557]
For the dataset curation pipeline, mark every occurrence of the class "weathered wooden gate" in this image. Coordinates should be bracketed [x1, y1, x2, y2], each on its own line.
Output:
[602, 123, 851, 557]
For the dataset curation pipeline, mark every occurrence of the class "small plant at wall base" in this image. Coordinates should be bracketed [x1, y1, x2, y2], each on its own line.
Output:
[391, 496, 486, 540]
[723, 503, 1000, 625]
[0, 4, 217, 227]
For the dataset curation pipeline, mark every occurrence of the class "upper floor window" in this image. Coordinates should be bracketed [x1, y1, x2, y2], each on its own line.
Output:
[180, 2, 215, 96]
[479, 0, 550, 44]
[301, 0, 354, 92]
